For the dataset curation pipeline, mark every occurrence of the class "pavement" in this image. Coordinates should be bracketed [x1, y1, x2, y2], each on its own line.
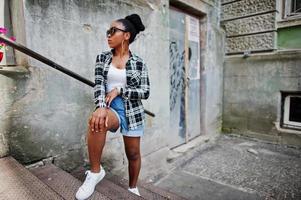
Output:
[154, 134, 301, 200]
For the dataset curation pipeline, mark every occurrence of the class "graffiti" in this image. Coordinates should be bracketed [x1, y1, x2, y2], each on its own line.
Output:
[169, 41, 186, 111]
[169, 41, 187, 137]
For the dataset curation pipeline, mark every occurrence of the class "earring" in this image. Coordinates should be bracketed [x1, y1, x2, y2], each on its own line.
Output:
[121, 40, 125, 56]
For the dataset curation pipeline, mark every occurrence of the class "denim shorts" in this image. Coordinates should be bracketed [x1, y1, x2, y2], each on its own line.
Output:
[108, 95, 144, 137]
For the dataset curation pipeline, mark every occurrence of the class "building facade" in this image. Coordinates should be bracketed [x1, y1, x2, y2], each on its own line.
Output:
[221, 0, 301, 146]
[0, 0, 224, 180]
[0, 0, 300, 181]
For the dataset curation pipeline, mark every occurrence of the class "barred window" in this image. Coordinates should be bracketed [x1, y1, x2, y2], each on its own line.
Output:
[284, 0, 301, 18]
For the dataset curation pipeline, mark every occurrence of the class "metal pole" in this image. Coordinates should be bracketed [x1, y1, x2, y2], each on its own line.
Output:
[0, 35, 155, 117]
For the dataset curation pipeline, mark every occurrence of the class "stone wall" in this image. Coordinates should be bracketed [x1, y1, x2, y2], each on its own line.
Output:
[221, 0, 277, 54]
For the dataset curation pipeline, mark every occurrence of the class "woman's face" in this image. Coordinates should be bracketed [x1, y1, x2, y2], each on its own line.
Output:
[107, 21, 130, 48]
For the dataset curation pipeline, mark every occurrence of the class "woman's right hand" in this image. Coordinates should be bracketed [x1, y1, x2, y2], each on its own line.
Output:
[89, 108, 108, 133]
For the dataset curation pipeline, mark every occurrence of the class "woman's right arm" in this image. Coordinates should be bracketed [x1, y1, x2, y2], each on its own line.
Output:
[91, 54, 108, 133]
[94, 54, 107, 109]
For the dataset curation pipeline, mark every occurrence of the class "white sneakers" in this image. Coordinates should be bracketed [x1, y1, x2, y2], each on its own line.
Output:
[75, 165, 141, 199]
[75, 166, 106, 200]
[128, 187, 141, 196]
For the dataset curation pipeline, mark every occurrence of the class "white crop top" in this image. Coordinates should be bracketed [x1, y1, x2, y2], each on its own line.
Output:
[106, 63, 126, 93]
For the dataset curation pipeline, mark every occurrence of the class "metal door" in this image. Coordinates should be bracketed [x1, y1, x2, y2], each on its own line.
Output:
[169, 8, 201, 148]
[186, 15, 201, 140]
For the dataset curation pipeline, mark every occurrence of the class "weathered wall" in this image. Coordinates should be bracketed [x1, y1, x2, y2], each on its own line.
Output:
[1, 0, 225, 181]
[6, 0, 170, 177]
[222, 0, 301, 146]
[202, 5, 225, 138]
[223, 51, 301, 146]
[221, 0, 277, 54]
[0, 74, 15, 157]
[0, 0, 27, 158]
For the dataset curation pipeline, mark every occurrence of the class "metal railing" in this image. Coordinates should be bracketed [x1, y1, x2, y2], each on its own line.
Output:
[0, 35, 155, 117]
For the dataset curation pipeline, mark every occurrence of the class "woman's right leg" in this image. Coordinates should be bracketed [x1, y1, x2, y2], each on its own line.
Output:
[76, 109, 119, 199]
[87, 108, 120, 173]
[87, 127, 107, 173]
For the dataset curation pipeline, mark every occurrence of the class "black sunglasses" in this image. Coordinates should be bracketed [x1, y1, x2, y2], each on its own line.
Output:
[106, 27, 127, 37]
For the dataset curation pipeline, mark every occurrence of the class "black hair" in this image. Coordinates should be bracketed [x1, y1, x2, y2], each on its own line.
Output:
[117, 14, 145, 44]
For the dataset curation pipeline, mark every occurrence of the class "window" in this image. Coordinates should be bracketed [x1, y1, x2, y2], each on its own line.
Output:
[284, 0, 301, 19]
[291, 0, 301, 15]
[281, 92, 301, 130]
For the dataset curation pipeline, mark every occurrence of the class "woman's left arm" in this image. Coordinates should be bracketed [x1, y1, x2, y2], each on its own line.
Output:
[120, 61, 150, 100]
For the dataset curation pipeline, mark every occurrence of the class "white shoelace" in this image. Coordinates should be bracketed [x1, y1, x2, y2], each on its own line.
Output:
[81, 171, 94, 189]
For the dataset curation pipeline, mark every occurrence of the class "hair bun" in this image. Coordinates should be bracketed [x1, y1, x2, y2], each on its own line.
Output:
[125, 14, 145, 33]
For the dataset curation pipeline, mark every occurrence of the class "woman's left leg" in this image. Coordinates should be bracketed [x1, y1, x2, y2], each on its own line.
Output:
[123, 136, 141, 188]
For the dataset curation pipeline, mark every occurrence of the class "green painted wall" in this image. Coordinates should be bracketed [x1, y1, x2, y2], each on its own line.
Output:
[278, 25, 301, 49]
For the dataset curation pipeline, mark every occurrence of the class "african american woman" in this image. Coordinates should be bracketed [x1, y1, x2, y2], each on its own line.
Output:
[75, 14, 150, 200]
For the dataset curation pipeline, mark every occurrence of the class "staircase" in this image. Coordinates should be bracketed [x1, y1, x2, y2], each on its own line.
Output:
[0, 156, 185, 200]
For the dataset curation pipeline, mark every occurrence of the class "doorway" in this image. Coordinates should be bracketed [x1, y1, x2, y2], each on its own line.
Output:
[169, 7, 202, 148]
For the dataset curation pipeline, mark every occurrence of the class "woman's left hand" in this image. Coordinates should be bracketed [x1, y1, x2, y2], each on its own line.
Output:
[105, 88, 119, 107]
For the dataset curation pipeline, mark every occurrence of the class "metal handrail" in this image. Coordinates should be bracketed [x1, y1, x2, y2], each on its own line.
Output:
[0, 35, 155, 117]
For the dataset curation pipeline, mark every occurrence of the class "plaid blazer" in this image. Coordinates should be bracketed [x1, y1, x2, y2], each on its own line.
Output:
[94, 49, 150, 130]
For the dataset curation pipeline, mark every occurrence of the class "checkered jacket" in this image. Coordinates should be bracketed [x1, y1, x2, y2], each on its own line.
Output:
[94, 49, 150, 130]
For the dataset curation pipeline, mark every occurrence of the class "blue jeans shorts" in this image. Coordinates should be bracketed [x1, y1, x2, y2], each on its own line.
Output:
[108, 95, 144, 137]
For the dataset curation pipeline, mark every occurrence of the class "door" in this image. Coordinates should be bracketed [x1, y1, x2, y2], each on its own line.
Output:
[169, 8, 201, 148]
[186, 15, 201, 140]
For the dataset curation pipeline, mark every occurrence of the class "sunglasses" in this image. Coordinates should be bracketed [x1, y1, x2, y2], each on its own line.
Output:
[106, 27, 127, 37]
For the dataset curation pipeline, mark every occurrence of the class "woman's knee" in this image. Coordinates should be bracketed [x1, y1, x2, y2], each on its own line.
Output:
[126, 149, 140, 161]
[87, 121, 108, 135]
[106, 108, 119, 131]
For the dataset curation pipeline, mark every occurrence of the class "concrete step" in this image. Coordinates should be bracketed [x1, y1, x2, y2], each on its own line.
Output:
[1, 155, 185, 200]
[71, 166, 143, 200]
[30, 163, 108, 200]
[106, 174, 187, 200]
[0, 156, 63, 200]
[71, 167, 186, 200]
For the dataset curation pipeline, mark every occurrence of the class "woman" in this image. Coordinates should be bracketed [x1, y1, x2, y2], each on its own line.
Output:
[75, 14, 150, 200]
